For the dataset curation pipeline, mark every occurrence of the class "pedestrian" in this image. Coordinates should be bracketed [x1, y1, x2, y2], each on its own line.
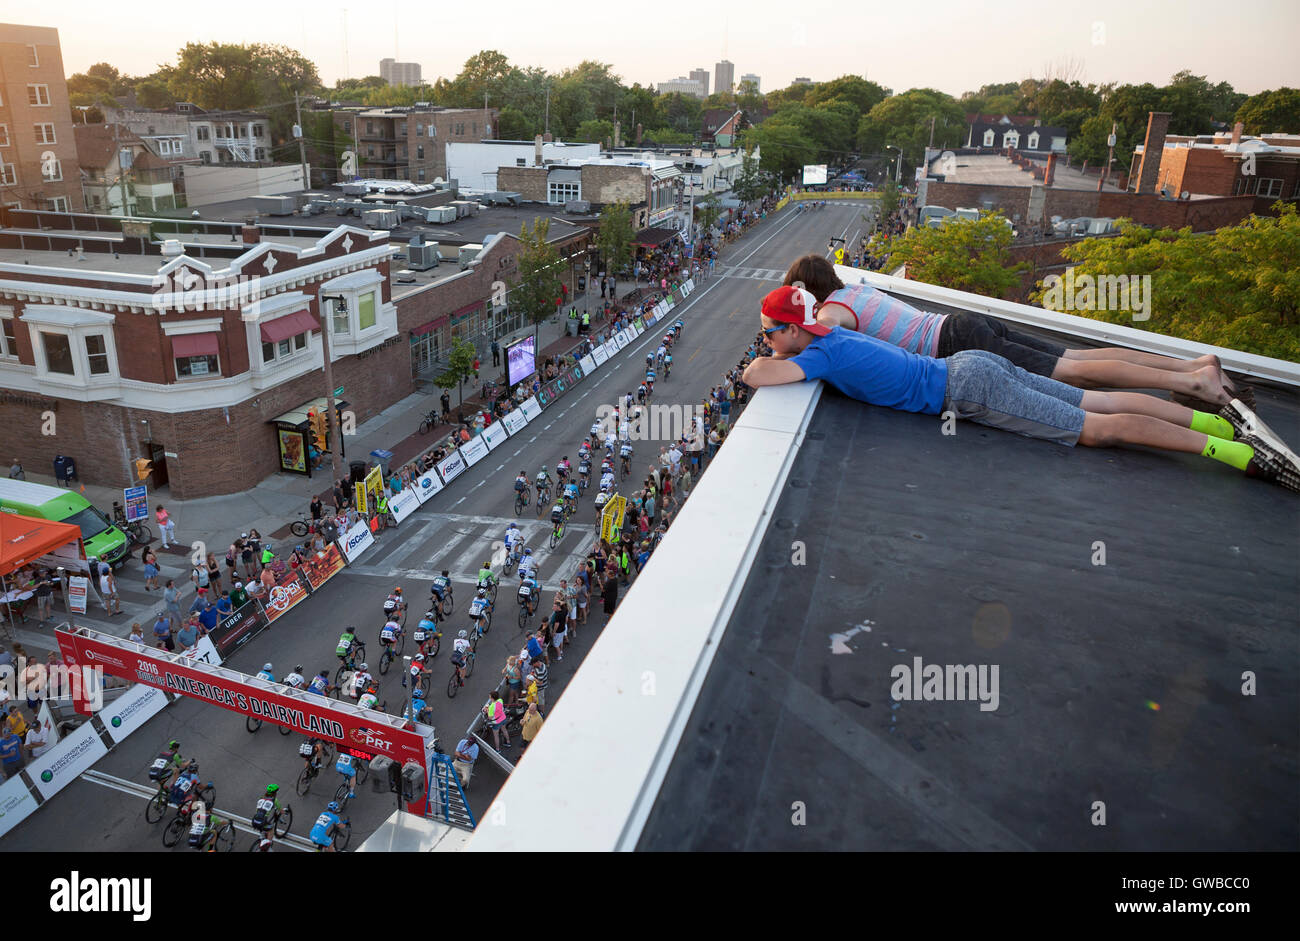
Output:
[483, 691, 511, 751]
[562, 578, 578, 641]
[644, 492, 656, 528]
[162, 579, 181, 627]
[575, 568, 589, 627]
[452, 736, 479, 788]
[503, 655, 522, 704]
[7, 459, 24, 480]
[33, 569, 55, 624]
[550, 600, 566, 661]
[491, 339, 501, 367]
[155, 505, 176, 548]
[99, 566, 121, 615]
[176, 616, 200, 652]
[531, 656, 549, 709]
[190, 555, 211, 594]
[602, 569, 619, 617]
[197, 597, 219, 635]
[5, 704, 28, 738]
[128, 622, 145, 645]
[239, 533, 256, 581]
[520, 703, 543, 752]
[0, 726, 23, 779]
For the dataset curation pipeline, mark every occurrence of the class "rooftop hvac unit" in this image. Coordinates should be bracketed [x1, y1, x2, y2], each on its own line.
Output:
[458, 244, 482, 269]
[408, 240, 440, 270]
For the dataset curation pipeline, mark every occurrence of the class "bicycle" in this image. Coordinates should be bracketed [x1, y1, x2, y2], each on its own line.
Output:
[578, 472, 589, 495]
[378, 632, 405, 674]
[112, 504, 154, 545]
[535, 484, 551, 518]
[517, 594, 537, 629]
[332, 756, 370, 806]
[418, 409, 439, 435]
[249, 798, 293, 847]
[146, 774, 215, 824]
[446, 647, 476, 698]
[246, 712, 294, 735]
[413, 622, 441, 658]
[621, 456, 632, 479]
[333, 642, 367, 691]
[313, 818, 351, 852]
[295, 741, 335, 796]
[549, 518, 566, 549]
[289, 510, 313, 538]
[430, 582, 454, 618]
[513, 486, 530, 516]
[166, 806, 236, 851]
[502, 543, 519, 576]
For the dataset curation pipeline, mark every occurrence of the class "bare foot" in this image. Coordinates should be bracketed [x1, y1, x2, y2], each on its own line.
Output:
[1186, 365, 1234, 406]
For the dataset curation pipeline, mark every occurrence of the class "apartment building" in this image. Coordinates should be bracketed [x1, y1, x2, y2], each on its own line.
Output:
[658, 77, 706, 99]
[332, 105, 497, 183]
[0, 22, 83, 212]
[689, 69, 710, 98]
[714, 60, 735, 96]
[379, 59, 423, 87]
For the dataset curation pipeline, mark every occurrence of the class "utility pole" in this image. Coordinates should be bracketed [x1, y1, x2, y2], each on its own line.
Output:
[544, 85, 550, 135]
[294, 91, 310, 189]
[318, 295, 347, 482]
[928, 115, 936, 149]
[113, 123, 130, 216]
[1099, 121, 1117, 192]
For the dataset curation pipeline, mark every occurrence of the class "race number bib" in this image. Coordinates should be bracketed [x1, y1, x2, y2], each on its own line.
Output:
[336, 756, 354, 775]
[381, 627, 396, 641]
[256, 798, 274, 813]
[413, 630, 427, 642]
[177, 778, 193, 793]
[299, 743, 314, 757]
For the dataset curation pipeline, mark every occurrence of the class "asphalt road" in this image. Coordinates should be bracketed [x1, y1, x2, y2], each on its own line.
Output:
[2, 198, 874, 852]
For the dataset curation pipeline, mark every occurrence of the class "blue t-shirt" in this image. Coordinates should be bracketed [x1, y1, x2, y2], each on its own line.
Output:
[526, 637, 544, 659]
[791, 327, 948, 415]
[198, 605, 219, 631]
[0, 732, 22, 765]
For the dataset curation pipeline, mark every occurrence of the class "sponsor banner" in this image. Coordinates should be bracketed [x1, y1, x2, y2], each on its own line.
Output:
[437, 449, 467, 484]
[210, 599, 269, 657]
[591, 345, 608, 366]
[413, 471, 444, 504]
[536, 383, 556, 408]
[614, 332, 629, 350]
[388, 488, 421, 524]
[123, 485, 148, 522]
[645, 311, 657, 327]
[100, 683, 171, 745]
[261, 569, 311, 624]
[482, 420, 510, 450]
[686, 278, 695, 292]
[300, 542, 347, 590]
[29, 719, 109, 801]
[0, 772, 39, 839]
[623, 328, 637, 344]
[338, 520, 376, 563]
[501, 408, 528, 434]
[460, 434, 490, 466]
[520, 397, 543, 421]
[580, 354, 598, 373]
[354, 480, 367, 515]
[55, 629, 430, 766]
[67, 576, 88, 614]
[634, 323, 645, 336]
[602, 340, 619, 359]
[181, 634, 221, 666]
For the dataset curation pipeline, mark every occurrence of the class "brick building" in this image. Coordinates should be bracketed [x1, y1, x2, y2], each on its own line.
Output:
[497, 154, 681, 229]
[0, 22, 83, 212]
[331, 105, 498, 184]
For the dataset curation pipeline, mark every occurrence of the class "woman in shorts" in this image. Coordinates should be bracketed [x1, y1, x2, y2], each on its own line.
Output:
[502, 656, 522, 704]
[142, 549, 160, 592]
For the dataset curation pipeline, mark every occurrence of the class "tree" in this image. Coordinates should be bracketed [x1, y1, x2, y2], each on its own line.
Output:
[1031, 206, 1300, 361]
[696, 192, 721, 234]
[165, 42, 260, 110]
[513, 219, 564, 351]
[740, 123, 815, 182]
[655, 92, 703, 136]
[879, 180, 900, 217]
[881, 212, 1029, 299]
[736, 80, 763, 113]
[574, 119, 614, 145]
[596, 202, 635, 275]
[805, 75, 889, 116]
[1235, 88, 1300, 136]
[435, 337, 479, 415]
[857, 89, 965, 168]
[733, 148, 767, 204]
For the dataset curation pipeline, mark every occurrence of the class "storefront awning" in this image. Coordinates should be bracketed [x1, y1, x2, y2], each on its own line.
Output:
[171, 332, 219, 358]
[259, 309, 319, 344]
[411, 315, 450, 336]
[634, 227, 680, 248]
[269, 397, 351, 427]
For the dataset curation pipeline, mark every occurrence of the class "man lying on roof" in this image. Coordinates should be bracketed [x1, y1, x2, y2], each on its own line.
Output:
[782, 253, 1252, 412]
[743, 285, 1299, 493]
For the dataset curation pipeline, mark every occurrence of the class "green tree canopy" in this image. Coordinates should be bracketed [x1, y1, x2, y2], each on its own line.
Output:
[513, 219, 564, 350]
[878, 212, 1029, 298]
[1235, 88, 1300, 135]
[595, 202, 635, 274]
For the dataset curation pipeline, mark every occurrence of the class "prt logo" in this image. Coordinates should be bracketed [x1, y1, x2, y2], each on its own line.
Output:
[350, 727, 393, 751]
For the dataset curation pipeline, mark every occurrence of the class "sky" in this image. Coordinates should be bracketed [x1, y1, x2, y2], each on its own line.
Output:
[23, 0, 1300, 98]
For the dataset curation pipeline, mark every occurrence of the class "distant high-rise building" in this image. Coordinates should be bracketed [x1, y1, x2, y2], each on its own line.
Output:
[689, 68, 710, 98]
[658, 77, 706, 98]
[379, 58, 423, 88]
[792, 76, 813, 86]
[714, 60, 735, 96]
[740, 73, 760, 93]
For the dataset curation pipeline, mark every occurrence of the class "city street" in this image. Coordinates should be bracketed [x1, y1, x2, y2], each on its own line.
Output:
[3, 198, 874, 851]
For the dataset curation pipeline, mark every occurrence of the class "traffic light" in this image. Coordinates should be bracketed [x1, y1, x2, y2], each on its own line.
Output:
[133, 458, 153, 480]
[307, 410, 327, 451]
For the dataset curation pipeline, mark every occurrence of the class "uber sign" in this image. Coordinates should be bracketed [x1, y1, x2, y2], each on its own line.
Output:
[337, 520, 376, 563]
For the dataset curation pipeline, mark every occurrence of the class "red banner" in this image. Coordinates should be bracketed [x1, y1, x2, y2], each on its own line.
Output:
[299, 543, 346, 591]
[261, 568, 311, 623]
[55, 628, 430, 766]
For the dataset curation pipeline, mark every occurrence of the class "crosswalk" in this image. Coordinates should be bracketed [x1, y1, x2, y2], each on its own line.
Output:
[345, 513, 599, 593]
[723, 266, 785, 282]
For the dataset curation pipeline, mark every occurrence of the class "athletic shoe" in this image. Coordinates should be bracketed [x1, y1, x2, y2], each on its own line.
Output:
[1221, 401, 1300, 465]
[1242, 435, 1300, 493]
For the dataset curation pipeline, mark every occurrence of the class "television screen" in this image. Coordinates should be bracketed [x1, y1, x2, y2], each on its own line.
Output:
[802, 164, 828, 186]
[506, 336, 536, 388]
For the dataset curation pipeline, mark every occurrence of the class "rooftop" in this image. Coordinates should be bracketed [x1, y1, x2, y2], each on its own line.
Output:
[929, 153, 1127, 192]
[468, 266, 1300, 852]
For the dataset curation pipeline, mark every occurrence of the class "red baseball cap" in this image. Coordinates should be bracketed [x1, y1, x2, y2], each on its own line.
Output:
[760, 286, 831, 336]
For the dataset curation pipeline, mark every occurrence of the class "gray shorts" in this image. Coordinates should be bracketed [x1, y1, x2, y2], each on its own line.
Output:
[943, 350, 1085, 446]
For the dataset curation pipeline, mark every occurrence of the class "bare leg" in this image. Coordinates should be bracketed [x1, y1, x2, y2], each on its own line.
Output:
[1080, 390, 1195, 426]
[1079, 412, 1207, 453]
[1055, 361, 1232, 403]
[1062, 347, 1215, 373]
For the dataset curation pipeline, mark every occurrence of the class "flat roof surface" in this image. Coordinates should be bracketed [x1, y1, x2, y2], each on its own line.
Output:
[637, 314, 1300, 851]
[932, 153, 1127, 192]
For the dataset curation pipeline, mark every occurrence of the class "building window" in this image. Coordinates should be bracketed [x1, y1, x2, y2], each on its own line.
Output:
[416, 144, 424, 160]
[417, 169, 425, 182]
[516, 158, 526, 167]
[200, 151, 212, 165]
[196, 126, 210, 141]
[0, 164, 13, 187]
[343, 121, 352, 134]
[41, 158, 63, 182]
[85, 334, 110, 375]
[176, 354, 219, 378]
[42, 332, 75, 374]
[253, 124, 264, 137]
[416, 124, 424, 136]
[1027, 132, 1040, 150]
[548, 181, 581, 204]
[0, 313, 17, 358]
[28, 45, 39, 67]
[261, 331, 309, 364]
[255, 147, 266, 160]
[91, 194, 102, 209]
[366, 121, 375, 136]
[47, 197, 68, 212]
[983, 129, 994, 147]
[397, 122, 406, 136]
[28, 85, 51, 106]
[330, 299, 349, 336]
[34, 123, 56, 145]
[358, 292, 376, 330]
[0, 125, 8, 147]
[1257, 178, 1285, 198]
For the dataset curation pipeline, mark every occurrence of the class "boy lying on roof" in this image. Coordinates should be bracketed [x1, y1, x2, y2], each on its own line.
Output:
[742, 285, 1298, 493]
[781, 253, 1252, 411]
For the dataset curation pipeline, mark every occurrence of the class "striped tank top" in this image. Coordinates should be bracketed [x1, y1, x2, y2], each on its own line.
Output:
[821, 284, 947, 357]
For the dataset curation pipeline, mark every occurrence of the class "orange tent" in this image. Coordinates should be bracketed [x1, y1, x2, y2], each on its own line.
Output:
[0, 512, 84, 578]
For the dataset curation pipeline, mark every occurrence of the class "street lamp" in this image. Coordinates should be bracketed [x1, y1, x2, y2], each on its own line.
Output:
[584, 256, 591, 326]
[885, 146, 902, 184]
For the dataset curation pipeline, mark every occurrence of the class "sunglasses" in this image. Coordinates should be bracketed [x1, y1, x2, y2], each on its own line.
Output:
[761, 324, 787, 336]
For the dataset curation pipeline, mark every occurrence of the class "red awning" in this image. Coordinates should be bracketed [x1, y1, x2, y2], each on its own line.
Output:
[260, 309, 318, 344]
[411, 315, 449, 336]
[0, 513, 84, 578]
[170, 332, 219, 358]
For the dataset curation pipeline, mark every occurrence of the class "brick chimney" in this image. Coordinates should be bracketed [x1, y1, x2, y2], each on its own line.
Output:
[1044, 152, 1058, 186]
[1134, 111, 1172, 195]
[241, 224, 260, 244]
[1231, 121, 1244, 144]
[542, 132, 553, 143]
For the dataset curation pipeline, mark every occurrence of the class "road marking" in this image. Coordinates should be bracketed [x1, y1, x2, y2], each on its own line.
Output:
[496, 463, 505, 471]
[529, 435, 537, 442]
[687, 347, 701, 364]
[454, 497, 466, 506]
[512, 448, 523, 456]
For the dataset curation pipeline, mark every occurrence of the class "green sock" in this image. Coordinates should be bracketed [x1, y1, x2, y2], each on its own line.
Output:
[1202, 437, 1253, 471]
[1190, 411, 1235, 440]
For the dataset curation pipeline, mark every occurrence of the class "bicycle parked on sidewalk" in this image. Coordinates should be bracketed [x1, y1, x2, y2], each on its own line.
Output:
[418, 409, 440, 435]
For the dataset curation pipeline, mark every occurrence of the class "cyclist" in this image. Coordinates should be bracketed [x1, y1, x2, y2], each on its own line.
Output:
[169, 759, 201, 807]
[251, 784, 283, 837]
[357, 681, 382, 711]
[284, 665, 306, 689]
[517, 547, 537, 581]
[589, 419, 602, 440]
[577, 440, 591, 462]
[637, 382, 647, 406]
[336, 629, 360, 664]
[645, 351, 654, 368]
[344, 662, 372, 699]
[379, 616, 403, 655]
[563, 478, 580, 512]
[504, 521, 523, 555]
[383, 586, 406, 622]
[335, 752, 358, 800]
[578, 454, 592, 491]
[149, 740, 186, 790]
[535, 465, 552, 500]
[414, 611, 441, 654]
[556, 456, 572, 483]
[604, 428, 618, 453]
[656, 344, 666, 367]
[430, 570, 452, 610]
[449, 636, 471, 689]
[514, 469, 531, 502]
[468, 587, 493, 629]
[300, 738, 327, 776]
[255, 663, 275, 683]
[646, 366, 657, 385]
[623, 391, 635, 414]
[600, 465, 616, 494]
[406, 651, 433, 690]
[309, 802, 345, 852]
[550, 498, 566, 531]
[620, 440, 634, 477]
[675, 319, 684, 333]
[476, 561, 498, 592]
[517, 572, 539, 618]
[407, 692, 433, 724]
[307, 671, 332, 696]
[664, 350, 672, 377]
[186, 798, 215, 849]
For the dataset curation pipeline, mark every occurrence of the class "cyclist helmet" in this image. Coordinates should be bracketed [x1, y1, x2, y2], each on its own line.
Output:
[441, 570, 450, 577]
[359, 663, 368, 671]
[327, 801, 340, 813]
[168, 740, 180, 749]
[523, 548, 532, 556]
[424, 610, 436, 620]
[541, 465, 548, 472]
[266, 784, 279, 796]
[477, 587, 487, 598]
[562, 455, 568, 461]
[318, 671, 329, 678]
[293, 664, 303, 673]
[482, 561, 490, 569]
[262, 663, 272, 672]
[393, 587, 402, 594]
[458, 630, 468, 639]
